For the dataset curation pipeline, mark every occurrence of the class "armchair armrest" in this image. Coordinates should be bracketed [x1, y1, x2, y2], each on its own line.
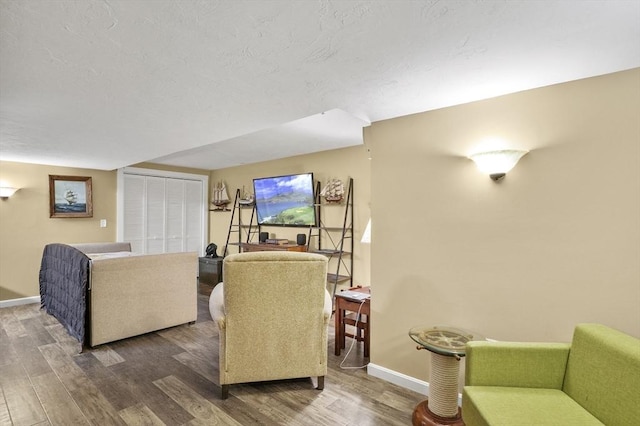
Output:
[209, 283, 331, 329]
[209, 283, 225, 329]
[465, 341, 571, 389]
[323, 290, 332, 323]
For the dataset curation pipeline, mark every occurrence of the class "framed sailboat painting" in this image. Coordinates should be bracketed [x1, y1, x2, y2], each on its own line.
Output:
[49, 175, 93, 218]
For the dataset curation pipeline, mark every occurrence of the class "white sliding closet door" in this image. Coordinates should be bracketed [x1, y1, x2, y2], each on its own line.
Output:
[184, 180, 204, 252]
[118, 168, 208, 255]
[146, 176, 166, 254]
[166, 178, 185, 253]
[123, 173, 145, 253]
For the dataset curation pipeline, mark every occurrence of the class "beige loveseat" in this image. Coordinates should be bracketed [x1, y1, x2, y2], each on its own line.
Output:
[40, 242, 198, 347]
[209, 251, 331, 399]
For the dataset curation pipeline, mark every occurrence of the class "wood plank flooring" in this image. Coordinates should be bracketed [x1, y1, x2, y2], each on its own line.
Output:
[0, 284, 424, 425]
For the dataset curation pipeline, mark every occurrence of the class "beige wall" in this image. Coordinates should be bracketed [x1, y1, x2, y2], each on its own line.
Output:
[367, 69, 640, 386]
[0, 162, 117, 300]
[0, 161, 211, 301]
[208, 146, 372, 288]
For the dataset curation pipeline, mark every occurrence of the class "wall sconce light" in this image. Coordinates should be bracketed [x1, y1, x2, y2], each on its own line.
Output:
[361, 219, 372, 244]
[0, 187, 18, 199]
[469, 150, 528, 181]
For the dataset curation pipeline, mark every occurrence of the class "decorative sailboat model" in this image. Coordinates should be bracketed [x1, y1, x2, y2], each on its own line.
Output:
[211, 181, 231, 211]
[320, 178, 345, 203]
[238, 186, 255, 206]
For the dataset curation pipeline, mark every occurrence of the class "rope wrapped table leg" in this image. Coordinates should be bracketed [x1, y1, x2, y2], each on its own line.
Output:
[428, 353, 461, 417]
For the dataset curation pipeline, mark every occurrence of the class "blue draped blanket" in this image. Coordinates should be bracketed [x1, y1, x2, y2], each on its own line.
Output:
[39, 243, 90, 345]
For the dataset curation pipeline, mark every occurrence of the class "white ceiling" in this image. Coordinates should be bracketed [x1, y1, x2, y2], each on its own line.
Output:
[1, 0, 639, 171]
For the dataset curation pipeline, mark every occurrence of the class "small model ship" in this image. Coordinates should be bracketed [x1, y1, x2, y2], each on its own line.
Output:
[239, 186, 255, 206]
[320, 178, 344, 203]
[64, 190, 77, 205]
[211, 181, 231, 211]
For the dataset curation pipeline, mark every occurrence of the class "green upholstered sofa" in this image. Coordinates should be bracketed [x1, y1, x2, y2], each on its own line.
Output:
[462, 324, 640, 426]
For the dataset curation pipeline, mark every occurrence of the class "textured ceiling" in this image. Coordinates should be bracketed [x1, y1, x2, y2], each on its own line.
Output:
[1, 0, 639, 171]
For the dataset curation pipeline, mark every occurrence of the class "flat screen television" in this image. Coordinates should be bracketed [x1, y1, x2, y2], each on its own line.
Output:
[253, 173, 316, 227]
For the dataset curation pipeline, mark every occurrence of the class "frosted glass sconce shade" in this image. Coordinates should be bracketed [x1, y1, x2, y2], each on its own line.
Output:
[0, 187, 18, 198]
[469, 150, 528, 181]
[361, 219, 371, 244]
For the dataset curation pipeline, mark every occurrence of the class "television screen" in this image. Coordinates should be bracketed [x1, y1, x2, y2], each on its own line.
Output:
[253, 173, 316, 227]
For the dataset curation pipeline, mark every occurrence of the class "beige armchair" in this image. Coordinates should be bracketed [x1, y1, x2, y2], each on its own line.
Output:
[209, 251, 331, 399]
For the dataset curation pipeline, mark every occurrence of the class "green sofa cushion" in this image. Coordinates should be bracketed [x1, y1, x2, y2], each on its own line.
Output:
[465, 342, 570, 389]
[463, 386, 604, 426]
[563, 324, 640, 426]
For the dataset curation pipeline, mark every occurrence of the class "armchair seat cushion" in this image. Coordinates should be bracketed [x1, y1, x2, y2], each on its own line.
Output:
[463, 386, 603, 426]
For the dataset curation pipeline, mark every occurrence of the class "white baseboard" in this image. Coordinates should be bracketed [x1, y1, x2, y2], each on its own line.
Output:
[0, 296, 40, 308]
[367, 363, 462, 405]
[367, 363, 429, 395]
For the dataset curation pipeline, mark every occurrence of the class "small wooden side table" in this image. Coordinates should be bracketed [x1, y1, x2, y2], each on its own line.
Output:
[335, 286, 370, 357]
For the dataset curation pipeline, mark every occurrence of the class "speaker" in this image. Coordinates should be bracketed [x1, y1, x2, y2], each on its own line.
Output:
[296, 233, 307, 246]
[259, 232, 269, 243]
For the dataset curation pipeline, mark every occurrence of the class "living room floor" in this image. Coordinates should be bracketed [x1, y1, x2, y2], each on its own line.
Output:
[0, 283, 424, 425]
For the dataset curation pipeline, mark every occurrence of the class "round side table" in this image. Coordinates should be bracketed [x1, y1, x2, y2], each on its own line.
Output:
[409, 326, 484, 426]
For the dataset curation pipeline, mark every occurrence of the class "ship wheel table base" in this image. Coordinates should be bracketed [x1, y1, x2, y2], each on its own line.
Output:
[409, 326, 484, 426]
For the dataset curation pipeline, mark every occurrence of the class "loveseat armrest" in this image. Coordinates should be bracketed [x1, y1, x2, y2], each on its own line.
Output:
[465, 341, 571, 389]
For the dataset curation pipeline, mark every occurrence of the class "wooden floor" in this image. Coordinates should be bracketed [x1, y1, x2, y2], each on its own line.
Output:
[0, 284, 424, 425]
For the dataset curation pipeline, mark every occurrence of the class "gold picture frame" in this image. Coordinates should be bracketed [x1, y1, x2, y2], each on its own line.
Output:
[49, 175, 93, 218]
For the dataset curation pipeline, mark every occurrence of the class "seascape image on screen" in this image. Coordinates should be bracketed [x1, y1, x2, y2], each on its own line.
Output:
[253, 173, 316, 227]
